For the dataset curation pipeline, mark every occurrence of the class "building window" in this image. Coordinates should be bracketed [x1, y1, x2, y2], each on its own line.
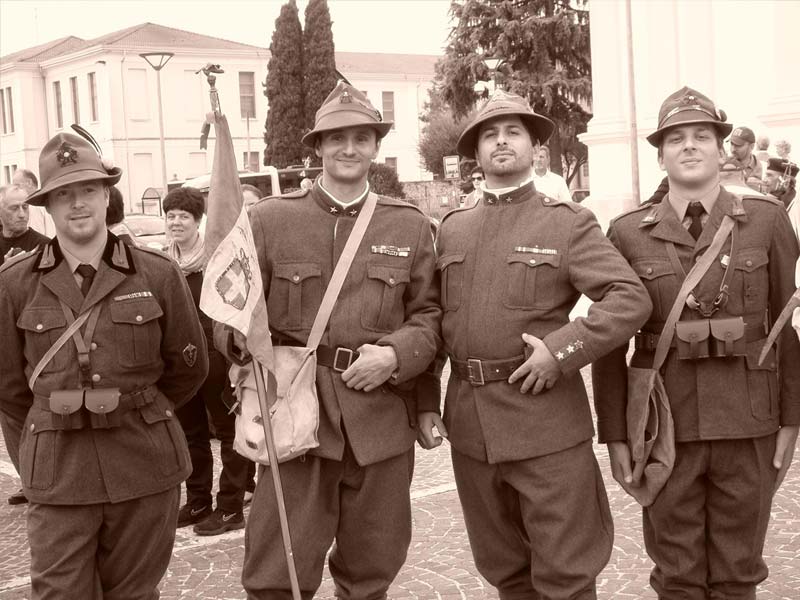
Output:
[385, 157, 398, 172]
[127, 69, 149, 120]
[239, 72, 256, 119]
[53, 81, 63, 129]
[1, 87, 14, 133]
[3, 166, 10, 183]
[243, 151, 259, 172]
[381, 91, 395, 129]
[88, 72, 98, 121]
[70, 76, 80, 124]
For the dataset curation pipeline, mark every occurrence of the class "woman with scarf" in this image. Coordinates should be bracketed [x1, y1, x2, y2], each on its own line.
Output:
[163, 187, 251, 536]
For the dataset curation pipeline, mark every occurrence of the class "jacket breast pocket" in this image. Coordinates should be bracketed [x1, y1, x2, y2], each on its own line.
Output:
[632, 258, 676, 322]
[437, 253, 465, 311]
[732, 247, 769, 314]
[361, 264, 410, 332]
[503, 253, 561, 310]
[17, 307, 69, 373]
[271, 262, 323, 331]
[109, 298, 164, 368]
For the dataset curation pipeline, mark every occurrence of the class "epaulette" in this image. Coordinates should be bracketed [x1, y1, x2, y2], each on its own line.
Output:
[538, 193, 582, 213]
[376, 195, 426, 215]
[132, 244, 172, 261]
[0, 247, 40, 275]
[440, 201, 479, 225]
[609, 200, 656, 227]
[740, 192, 782, 207]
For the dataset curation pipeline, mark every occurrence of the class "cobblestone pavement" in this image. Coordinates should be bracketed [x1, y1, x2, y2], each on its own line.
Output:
[2, 365, 799, 599]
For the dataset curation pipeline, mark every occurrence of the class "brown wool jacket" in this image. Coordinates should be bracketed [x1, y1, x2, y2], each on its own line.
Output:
[436, 182, 651, 463]
[0, 233, 208, 504]
[592, 187, 800, 443]
[221, 185, 442, 467]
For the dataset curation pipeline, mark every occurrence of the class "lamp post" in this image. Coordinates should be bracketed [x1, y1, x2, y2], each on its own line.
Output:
[140, 52, 174, 202]
[473, 56, 504, 97]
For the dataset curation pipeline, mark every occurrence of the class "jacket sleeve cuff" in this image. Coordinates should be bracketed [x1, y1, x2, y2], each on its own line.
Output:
[543, 322, 593, 375]
[377, 333, 436, 383]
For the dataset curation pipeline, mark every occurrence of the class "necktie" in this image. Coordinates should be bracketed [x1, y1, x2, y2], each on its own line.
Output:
[76, 264, 96, 297]
[686, 202, 705, 240]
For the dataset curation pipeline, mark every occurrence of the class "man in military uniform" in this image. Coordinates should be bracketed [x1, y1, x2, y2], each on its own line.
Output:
[728, 125, 763, 187]
[0, 132, 208, 599]
[223, 82, 441, 599]
[593, 87, 800, 599]
[423, 90, 651, 599]
[764, 157, 797, 212]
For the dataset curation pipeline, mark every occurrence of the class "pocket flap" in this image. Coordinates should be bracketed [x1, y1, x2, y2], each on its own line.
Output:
[139, 399, 173, 424]
[18, 308, 66, 333]
[366, 265, 410, 287]
[436, 253, 465, 271]
[110, 298, 163, 325]
[274, 262, 322, 284]
[632, 260, 672, 280]
[506, 253, 561, 268]
[709, 317, 744, 341]
[675, 320, 711, 342]
[734, 248, 768, 273]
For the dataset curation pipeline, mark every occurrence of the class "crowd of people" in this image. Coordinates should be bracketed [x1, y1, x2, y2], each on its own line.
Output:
[0, 80, 798, 600]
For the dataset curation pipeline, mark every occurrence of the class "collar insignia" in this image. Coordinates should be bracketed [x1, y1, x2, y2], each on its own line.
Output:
[56, 142, 79, 167]
[39, 243, 56, 268]
[111, 240, 129, 269]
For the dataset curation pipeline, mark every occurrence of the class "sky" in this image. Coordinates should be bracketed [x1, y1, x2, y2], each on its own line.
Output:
[0, 0, 455, 58]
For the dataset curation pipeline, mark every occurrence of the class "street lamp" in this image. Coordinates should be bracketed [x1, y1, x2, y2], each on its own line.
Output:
[140, 52, 174, 201]
[473, 56, 505, 97]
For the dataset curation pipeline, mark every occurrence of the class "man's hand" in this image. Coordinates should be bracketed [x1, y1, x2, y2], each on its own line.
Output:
[508, 333, 561, 394]
[773, 425, 798, 495]
[608, 441, 636, 487]
[341, 344, 398, 392]
[417, 411, 448, 449]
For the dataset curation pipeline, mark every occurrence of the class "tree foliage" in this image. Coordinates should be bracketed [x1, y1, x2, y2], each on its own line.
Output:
[303, 0, 338, 167]
[368, 163, 406, 198]
[436, 0, 591, 182]
[263, 0, 306, 168]
[418, 104, 475, 178]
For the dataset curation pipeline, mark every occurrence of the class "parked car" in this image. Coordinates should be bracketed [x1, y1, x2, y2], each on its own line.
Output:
[571, 188, 590, 203]
[126, 214, 168, 251]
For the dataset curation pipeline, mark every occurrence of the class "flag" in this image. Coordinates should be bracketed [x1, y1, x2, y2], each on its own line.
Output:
[199, 113, 273, 370]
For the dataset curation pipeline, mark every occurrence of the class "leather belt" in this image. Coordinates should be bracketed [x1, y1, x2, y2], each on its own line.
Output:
[450, 355, 525, 386]
[274, 339, 359, 373]
[635, 321, 767, 352]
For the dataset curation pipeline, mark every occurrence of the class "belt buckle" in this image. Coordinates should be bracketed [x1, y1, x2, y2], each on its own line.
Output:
[466, 358, 485, 386]
[333, 347, 354, 372]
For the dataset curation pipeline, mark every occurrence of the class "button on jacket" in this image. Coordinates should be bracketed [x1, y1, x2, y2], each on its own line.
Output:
[0, 233, 208, 504]
[593, 188, 800, 443]
[436, 183, 651, 463]
[243, 186, 441, 466]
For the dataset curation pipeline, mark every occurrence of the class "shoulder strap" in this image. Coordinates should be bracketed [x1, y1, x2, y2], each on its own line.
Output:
[652, 214, 735, 369]
[306, 192, 378, 350]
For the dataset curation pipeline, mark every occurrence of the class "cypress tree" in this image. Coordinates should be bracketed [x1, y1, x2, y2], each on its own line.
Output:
[303, 0, 338, 146]
[263, 0, 306, 168]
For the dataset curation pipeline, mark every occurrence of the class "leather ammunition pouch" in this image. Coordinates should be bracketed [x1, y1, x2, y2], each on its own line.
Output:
[675, 317, 748, 360]
[38, 386, 156, 430]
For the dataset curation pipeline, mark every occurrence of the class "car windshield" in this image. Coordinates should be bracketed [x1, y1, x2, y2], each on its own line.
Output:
[127, 216, 165, 236]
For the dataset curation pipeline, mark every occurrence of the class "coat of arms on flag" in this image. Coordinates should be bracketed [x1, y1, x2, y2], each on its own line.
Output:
[215, 248, 253, 310]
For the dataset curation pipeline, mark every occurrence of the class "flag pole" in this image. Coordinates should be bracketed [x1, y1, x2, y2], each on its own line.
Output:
[252, 363, 302, 600]
[197, 64, 301, 600]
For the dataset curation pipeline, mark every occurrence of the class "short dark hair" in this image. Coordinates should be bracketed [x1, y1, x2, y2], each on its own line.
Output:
[106, 186, 125, 226]
[470, 166, 484, 177]
[15, 168, 38, 187]
[241, 184, 261, 197]
[163, 187, 205, 222]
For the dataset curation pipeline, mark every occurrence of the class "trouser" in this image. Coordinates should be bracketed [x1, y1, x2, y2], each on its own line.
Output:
[27, 487, 179, 600]
[451, 441, 613, 600]
[644, 435, 777, 600]
[176, 349, 252, 512]
[242, 444, 415, 600]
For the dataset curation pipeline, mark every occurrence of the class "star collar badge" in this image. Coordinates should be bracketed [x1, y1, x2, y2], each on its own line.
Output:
[349, 209, 358, 216]
[330, 206, 339, 214]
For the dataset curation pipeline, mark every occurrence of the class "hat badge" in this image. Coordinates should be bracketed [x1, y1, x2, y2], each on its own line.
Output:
[340, 90, 352, 104]
[679, 92, 696, 106]
[56, 142, 79, 167]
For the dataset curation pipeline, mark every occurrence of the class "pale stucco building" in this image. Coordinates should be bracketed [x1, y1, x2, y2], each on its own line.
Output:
[0, 23, 436, 212]
[581, 0, 800, 229]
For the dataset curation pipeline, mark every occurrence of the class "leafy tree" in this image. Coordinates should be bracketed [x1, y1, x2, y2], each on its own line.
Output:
[263, 0, 306, 168]
[418, 103, 475, 179]
[303, 0, 338, 144]
[436, 0, 591, 183]
[368, 163, 406, 199]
